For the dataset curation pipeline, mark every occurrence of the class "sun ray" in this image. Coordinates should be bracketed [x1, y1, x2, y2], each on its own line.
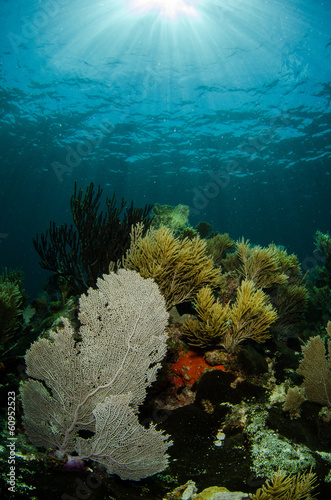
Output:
[126, 0, 200, 20]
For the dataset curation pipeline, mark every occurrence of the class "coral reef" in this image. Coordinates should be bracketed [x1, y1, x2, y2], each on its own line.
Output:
[4, 221, 331, 497]
[227, 280, 278, 351]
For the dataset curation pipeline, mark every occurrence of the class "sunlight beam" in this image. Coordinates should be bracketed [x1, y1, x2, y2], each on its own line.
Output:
[127, 0, 200, 20]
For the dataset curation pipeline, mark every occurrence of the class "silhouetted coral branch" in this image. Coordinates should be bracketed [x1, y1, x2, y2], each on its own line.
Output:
[33, 182, 153, 293]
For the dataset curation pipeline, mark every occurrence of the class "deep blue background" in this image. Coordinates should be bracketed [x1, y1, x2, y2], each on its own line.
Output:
[0, 0, 330, 297]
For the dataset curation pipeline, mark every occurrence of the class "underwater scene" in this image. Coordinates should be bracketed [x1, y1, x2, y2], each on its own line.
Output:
[1, 0, 331, 498]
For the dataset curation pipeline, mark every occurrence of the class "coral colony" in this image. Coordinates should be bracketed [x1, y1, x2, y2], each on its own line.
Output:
[2, 184, 331, 497]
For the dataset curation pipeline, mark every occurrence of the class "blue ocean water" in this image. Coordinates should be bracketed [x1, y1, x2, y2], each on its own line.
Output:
[0, 0, 330, 297]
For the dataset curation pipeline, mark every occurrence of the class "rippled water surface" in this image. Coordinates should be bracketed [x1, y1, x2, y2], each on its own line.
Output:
[0, 0, 330, 294]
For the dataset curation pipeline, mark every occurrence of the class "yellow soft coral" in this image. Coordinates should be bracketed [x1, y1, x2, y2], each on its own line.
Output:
[236, 238, 288, 289]
[223, 279, 278, 351]
[251, 469, 318, 500]
[122, 226, 221, 309]
[205, 232, 235, 266]
[182, 280, 277, 351]
[181, 287, 231, 347]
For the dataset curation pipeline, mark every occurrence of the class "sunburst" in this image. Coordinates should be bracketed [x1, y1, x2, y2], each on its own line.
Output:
[126, 0, 200, 20]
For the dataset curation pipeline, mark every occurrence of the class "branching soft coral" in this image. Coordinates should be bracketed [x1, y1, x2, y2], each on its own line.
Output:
[182, 280, 278, 351]
[181, 287, 231, 347]
[304, 231, 331, 334]
[122, 226, 221, 309]
[224, 279, 278, 351]
[33, 182, 153, 294]
[205, 232, 235, 266]
[252, 469, 318, 500]
[0, 281, 23, 348]
[314, 230, 331, 267]
[270, 244, 303, 283]
[264, 245, 308, 338]
[270, 284, 308, 339]
[236, 238, 288, 289]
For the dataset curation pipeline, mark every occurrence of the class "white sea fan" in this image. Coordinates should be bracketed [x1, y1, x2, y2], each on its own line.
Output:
[20, 269, 172, 480]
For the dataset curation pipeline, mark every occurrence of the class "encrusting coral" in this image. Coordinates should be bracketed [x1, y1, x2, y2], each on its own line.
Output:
[182, 279, 278, 351]
[151, 203, 190, 232]
[121, 225, 221, 309]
